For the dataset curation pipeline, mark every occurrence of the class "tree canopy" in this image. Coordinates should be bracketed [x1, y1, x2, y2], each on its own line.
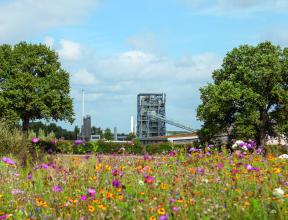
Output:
[197, 41, 288, 146]
[0, 42, 74, 131]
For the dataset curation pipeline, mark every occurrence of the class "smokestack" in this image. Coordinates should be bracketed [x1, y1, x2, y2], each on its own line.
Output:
[114, 127, 117, 141]
[130, 115, 134, 133]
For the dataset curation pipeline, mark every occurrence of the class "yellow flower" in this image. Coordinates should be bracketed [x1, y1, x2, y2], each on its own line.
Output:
[157, 208, 166, 215]
[160, 183, 167, 190]
[273, 168, 281, 174]
[149, 216, 156, 220]
[117, 195, 123, 200]
[88, 205, 95, 213]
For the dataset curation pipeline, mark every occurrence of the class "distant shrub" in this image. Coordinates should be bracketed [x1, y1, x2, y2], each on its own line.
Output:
[145, 142, 173, 154]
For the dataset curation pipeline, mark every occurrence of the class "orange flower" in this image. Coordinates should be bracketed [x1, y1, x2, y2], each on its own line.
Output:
[149, 216, 156, 220]
[98, 204, 107, 211]
[88, 205, 95, 213]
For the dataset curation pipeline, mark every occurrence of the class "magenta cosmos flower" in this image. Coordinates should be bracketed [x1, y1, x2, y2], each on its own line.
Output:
[32, 137, 39, 143]
[52, 185, 63, 192]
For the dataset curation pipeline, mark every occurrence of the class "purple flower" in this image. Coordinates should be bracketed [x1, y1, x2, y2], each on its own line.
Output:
[159, 214, 168, 220]
[244, 164, 253, 171]
[196, 168, 204, 174]
[256, 148, 262, 154]
[112, 179, 121, 188]
[52, 185, 63, 192]
[169, 198, 176, 203]
[0, 215, 7, 219]
[87, 188, 96, 197]
[172, 206, 180, 212]
[27, 172, 33, 180]
[2, 157, 16, 165]
[74, 139, 84, 145]
[112, 169, 119, 176]
[217, 163, 224, 169]
[32, 137, 39, 144]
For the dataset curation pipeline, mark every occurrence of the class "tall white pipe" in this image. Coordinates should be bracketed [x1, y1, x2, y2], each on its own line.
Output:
[130, 115, 134, 133]
[82, 89, 85, 121]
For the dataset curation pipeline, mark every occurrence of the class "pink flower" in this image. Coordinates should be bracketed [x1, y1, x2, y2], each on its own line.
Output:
[144, 176, 155, 184]
[168, 151, 175, 157]
[11, 189, 24, 195]
[32, 137, 39, 144]
[52, 185, 63, 192]
[87, 188, 96, 197]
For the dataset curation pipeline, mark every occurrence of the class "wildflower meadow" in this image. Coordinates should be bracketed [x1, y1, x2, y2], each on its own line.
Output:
[0, 142, 287, 219]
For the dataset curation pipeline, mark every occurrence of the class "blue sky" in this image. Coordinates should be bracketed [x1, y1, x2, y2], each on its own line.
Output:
[0, 0, 288, 133]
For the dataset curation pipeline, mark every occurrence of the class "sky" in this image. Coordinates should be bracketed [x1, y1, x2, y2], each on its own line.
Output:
[0, 0, 288, 133]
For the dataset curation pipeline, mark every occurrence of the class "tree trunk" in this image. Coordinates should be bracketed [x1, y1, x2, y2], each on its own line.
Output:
[22, 116, 30, 133]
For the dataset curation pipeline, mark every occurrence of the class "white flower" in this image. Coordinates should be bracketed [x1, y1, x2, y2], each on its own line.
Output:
[272, 187, 284, 198]
[235, 140, 244, 145]
[278, 154, 288, 159]
[232, 144, 237, 149]
[138, 180, 144, 186]
[242, 146, 248, 151]
[201, 178, 209, 184]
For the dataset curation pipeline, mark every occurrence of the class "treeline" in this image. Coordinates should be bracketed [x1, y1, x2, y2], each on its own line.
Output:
[29, 122, 79, 140]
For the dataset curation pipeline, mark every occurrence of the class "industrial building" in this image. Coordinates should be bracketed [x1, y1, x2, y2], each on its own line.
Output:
[137, 93, 166, 138]
[80, 115, 91, 141]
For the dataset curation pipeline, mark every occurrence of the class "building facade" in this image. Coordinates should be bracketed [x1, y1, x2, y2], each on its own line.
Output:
[81, 115, 91, 141]
[137, 93, 166, 138]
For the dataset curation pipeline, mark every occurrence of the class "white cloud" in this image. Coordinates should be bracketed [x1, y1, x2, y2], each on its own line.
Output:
[0, 0, 99, 43]
[71, 69, 98, 85]
[127, 32, 158, 52]
[183, 0, 288, 15]
[58, 40, 83, 61]
[91, 50, 221, 82]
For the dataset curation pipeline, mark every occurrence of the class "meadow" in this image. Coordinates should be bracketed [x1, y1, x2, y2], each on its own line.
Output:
[0, 143, 288, 220]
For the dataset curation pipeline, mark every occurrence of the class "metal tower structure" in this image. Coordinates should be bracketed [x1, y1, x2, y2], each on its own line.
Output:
[137, 93, 166, 138]
[148, 112, 194, 132]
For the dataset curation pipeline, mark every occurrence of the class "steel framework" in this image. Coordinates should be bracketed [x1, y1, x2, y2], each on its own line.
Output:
[137, 93, 166, 138]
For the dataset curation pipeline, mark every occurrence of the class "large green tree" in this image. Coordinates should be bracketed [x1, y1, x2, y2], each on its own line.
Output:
[197, 41, 288, 146]
[0, 42, 74, 132]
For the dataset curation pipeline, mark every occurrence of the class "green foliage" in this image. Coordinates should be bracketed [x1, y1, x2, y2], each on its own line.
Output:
[126, 132, 136, 140]
[55, 140, 73, 154]
[0, 42, 74, 131]
[145, 142, 173, 154]
[197, 41, 288, 146]
[103, 128, 113, 140]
